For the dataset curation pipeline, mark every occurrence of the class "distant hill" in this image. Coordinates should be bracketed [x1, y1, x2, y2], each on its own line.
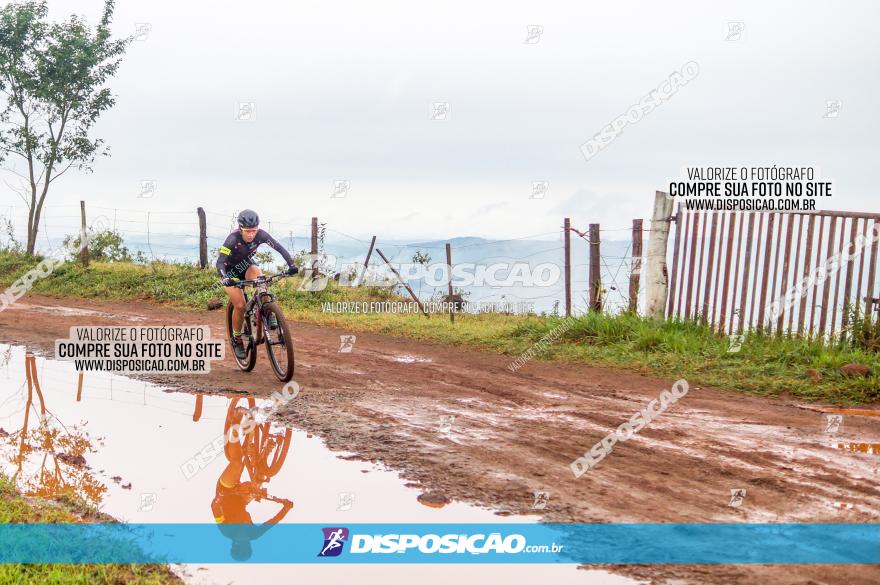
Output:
[39, 232, 637, 314]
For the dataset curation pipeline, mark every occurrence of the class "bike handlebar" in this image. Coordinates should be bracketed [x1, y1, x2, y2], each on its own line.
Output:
[224, 272, 291, 288]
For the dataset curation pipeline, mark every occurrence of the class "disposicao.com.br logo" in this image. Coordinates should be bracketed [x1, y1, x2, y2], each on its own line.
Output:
[317, 527, 562, 557]
[318, 527, 349, 557]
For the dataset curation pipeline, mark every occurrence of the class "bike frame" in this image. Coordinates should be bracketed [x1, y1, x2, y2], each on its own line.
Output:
[231, 272, 288, 343]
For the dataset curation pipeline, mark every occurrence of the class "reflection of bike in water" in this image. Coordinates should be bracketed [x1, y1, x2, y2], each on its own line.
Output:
[194, 394, 294, 561]
[225, 396, 292, 488]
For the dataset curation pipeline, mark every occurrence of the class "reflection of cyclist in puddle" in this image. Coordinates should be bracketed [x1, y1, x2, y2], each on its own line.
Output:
[208, 397, 293, 561]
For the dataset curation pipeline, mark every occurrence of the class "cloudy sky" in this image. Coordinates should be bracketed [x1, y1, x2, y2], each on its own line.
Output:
[2, 0, 878, 241]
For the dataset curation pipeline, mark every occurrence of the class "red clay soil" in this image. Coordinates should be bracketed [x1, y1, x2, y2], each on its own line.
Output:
[1, 295, 878, 584]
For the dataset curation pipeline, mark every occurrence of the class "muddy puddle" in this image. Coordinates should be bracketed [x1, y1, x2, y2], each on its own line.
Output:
[4, 302, 148, 322]
[0, 344, 636, 585]
[830, 441, 880, 455]
[389, 354, 433, 364]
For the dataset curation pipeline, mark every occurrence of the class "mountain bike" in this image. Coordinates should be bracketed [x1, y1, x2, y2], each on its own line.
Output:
[225, 272, 295, 382]
[226, 397, 293, 505]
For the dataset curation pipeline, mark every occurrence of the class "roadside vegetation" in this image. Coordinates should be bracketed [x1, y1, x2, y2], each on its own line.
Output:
[0, 475, 182, 584]
[1, 244, 879, 405]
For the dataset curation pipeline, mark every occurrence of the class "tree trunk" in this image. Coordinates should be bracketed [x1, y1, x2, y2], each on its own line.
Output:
[27, 207, 42, 255]
[29, 194, 47, 255]
[26, 192, 36, 255]
[26, 163, 53, 256]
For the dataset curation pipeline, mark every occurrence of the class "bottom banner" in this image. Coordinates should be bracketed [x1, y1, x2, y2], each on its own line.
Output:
[0, 523, 876, 564]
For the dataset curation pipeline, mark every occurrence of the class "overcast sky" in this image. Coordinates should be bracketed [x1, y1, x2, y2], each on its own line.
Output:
[2, 0, 878, 241]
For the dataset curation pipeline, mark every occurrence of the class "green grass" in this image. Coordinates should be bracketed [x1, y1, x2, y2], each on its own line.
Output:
[2, 250, 879, 404]
[0, 475, 181, 584]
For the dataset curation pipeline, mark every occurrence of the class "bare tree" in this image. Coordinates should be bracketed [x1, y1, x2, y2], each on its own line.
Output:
[0, 0, 130, 254]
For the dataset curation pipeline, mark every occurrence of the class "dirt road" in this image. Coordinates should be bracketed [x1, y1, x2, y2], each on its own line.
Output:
[1, 295, 878, 584]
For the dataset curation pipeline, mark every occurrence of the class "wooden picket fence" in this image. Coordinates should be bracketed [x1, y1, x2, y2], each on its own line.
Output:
[665, 207, 880, 340]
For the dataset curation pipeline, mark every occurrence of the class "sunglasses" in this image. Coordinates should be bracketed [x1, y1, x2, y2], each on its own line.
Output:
[241, 228, 259, 234]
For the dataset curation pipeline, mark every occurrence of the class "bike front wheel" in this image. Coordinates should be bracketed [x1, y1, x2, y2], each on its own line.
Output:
[262, 302, 294, 382]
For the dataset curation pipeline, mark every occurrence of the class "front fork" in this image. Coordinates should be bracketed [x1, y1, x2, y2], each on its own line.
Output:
[245, 291, 275, 347]
[255, 291, 277, 342]
[250, 303, 265, 345]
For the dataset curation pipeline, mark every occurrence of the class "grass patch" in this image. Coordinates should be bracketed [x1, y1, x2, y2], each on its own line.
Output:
[2, 250, 879, 404]
[0, 474, 181, 583]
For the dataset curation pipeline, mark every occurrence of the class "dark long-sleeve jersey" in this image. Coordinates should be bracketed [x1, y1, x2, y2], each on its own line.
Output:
[216, 229, 295, 278]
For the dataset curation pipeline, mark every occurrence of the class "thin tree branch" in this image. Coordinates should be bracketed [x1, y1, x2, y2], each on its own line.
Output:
[48, 160, 75, 183]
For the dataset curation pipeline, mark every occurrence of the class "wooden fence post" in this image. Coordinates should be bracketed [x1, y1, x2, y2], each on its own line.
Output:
[352, 235, 378, 286]
[564, 218, 572, 316]
[644, 191, 675, 318]
[446, 242, 454, 323]
[589, 223, 601, 312]
[629, 219, 643, 313]
[756, 214, 776, 331]
[310, 216, 318, 274]
[777, 214, 797, 334]
[197, 207, 208, 268]
[701, 212, 719, 323]
[79, 200, 89, 267]
[866, 222, 879, 320]
[364, 236, 376, 268]
[666, 203, 683, 319]
[192, 394, 203, 422]
[841, 217, 859, 335]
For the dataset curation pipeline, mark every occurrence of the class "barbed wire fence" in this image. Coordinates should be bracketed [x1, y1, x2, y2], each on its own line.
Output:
[0, 202, 647, 318]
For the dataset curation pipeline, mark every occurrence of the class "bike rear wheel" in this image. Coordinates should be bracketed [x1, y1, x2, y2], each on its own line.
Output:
[226, 302, 257, 371]
[262, 302, 294, 382]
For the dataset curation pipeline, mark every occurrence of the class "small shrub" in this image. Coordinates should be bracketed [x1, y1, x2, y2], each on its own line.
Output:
[62, 229, 144, 263]
[845, 306, 880, 353]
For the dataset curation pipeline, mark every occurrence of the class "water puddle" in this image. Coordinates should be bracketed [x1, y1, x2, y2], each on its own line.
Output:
[829, 441, 880, 455]
[0, 344, 635, 585]
[542, 392, 568, 400]
[8, 303, 148, 322]
[819, 408, 880, 418]
[389, 354, 433, 364]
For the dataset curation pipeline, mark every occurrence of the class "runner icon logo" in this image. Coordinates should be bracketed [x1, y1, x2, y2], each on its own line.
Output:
[727, 334, 745, 353]
[339, 335, 356, 353]
[439, 415, 455, 434]
[337, 492, 355, 511]
[532, 491, 549, 510]
[318, 527, 349, 557]
[138, 493, 157, 512]
[825, 414, 843, 434]
[728, 488, 747, 508]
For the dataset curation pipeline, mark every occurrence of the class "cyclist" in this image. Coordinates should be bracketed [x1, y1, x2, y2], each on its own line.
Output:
[217, 209, 298, 359]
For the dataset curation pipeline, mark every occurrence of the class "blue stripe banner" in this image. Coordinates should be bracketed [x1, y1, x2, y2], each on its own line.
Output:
[0, 523, 876, 564]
